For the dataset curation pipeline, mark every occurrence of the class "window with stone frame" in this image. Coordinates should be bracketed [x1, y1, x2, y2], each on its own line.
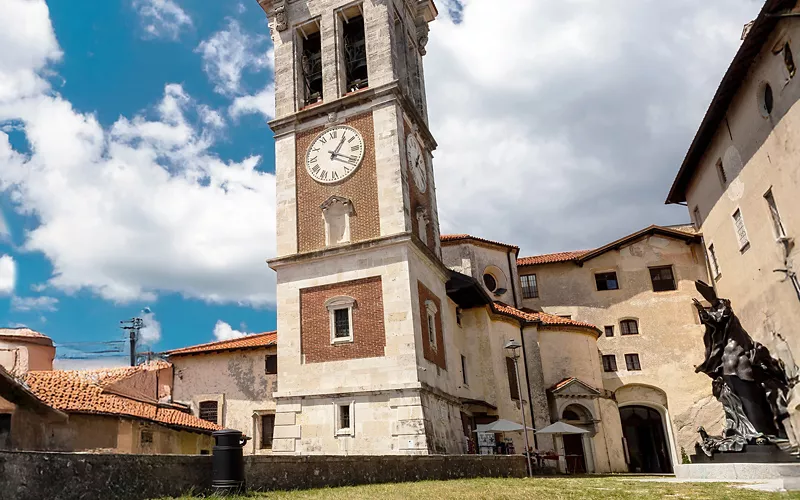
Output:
[325, 296, 356, 343]
[595, 271, 619, 291]
[521, 274, 539, 299]
[649, 266, 676, 292]
[340, 5, 368, 94]
[199, 401, 218, 424]
[620, 319, 639, 336]
[732, 209, 749, 250]
[260, 414, 275, 449]
[335, 402, 354, 436]
[604, 325, 614, 337]
[602, 354, 617, 372]
[625, 353, 642, 371]
[506, 357, 520, 401]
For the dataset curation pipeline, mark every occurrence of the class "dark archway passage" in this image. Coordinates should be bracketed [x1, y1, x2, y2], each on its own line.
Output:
[619, 406, 672, 473]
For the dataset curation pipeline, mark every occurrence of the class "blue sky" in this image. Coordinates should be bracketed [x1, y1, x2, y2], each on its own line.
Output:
[0, 0, 760, 366]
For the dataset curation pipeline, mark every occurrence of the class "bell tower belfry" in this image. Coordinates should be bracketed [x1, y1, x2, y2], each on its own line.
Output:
[259, 0, 461, 456]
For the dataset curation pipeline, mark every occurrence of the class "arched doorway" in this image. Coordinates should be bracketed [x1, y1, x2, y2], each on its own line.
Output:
[619, 405, 673, 473]
[561, 404, 592, 474]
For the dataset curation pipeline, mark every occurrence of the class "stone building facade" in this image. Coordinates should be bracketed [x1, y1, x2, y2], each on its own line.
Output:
[667, 0, 800, 448]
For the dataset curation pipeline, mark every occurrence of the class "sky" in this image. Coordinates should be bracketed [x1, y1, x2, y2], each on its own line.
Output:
[0, 0, 763, 364]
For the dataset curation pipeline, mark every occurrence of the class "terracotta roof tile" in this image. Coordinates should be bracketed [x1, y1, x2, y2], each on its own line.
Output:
[517, 250, 590, 266]
[23, 365, 221, 433]
[440, 234, 519, 251]
[492, 302, 601, 335]
[166, 331, 277, 356]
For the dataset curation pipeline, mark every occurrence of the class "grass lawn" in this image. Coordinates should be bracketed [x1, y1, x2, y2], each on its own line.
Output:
[164, 476, 800, 499]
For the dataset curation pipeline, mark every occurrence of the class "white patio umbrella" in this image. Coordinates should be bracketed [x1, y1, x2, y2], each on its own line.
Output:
[475, 419, 535, 433]
[535, 422, 589, 435]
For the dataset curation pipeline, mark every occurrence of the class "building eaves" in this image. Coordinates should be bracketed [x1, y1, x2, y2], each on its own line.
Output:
[440, 234, 520, 255]
[491, 302, 602, 336]
[666, 0, 798, 204]
[165, 331, 278, 357]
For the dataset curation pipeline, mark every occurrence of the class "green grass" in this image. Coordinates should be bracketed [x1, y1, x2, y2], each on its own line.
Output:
[163, 476, 800, 499]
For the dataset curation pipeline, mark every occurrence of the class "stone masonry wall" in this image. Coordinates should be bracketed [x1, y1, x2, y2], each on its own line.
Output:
[0, 451, 526, 500]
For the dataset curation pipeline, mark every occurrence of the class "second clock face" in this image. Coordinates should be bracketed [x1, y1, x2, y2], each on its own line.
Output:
[305, 125, 366, 184]
[406, 134, 427, 193]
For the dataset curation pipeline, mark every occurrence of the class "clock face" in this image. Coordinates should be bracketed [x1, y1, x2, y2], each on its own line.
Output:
[305, 125, 365, 184]
[406, 134, 427, 193]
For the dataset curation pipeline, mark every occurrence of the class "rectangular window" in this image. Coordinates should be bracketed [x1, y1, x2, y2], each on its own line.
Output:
[461, 355, 468, 386]
[693, 206, 702, 229]
[649, 266, 677, 292]
[604, 326, 614, 337]
[341, 8, 368, 93]
[595, 271, 619, 291]
[602, 355, 617, 372]
[427, 313, 436, 346]
[558, 315, 572, 320]
[298, 23, 323, 106]
[265, 354, 277, 375]
[625, 353, 642, 371]
[521, 274, 539, 299]
[764, 189, 787, 239]
[260, 414, 275, 449]
[199, 401, 219, 424]
[338, 404, 351, 432]
[716, 158, 727, 185]
[506, 357, 520, 401]
[334, 308, 351, 338]
[708, 244, 721, 277]
[732, 209, 750, 250]
[140, 430, 153, 444]
[620, 320, 639, 336]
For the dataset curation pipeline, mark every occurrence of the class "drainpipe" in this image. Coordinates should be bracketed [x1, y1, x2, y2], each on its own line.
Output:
[507, 250, 539, 450]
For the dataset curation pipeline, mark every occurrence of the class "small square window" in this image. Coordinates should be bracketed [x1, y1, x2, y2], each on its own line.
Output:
[620, 320, 639, 336]
[265, 354, 277, 375]
[625, 353, 642, 371]
[140, 430, 153, 444]
[335, 402, 354, 436]
[602, 355, 617, 372]
[595, 272, 619, 291]
[199, 401, 219, 424]
[521, 274, 539, 299]
[649, 266, 676, 292]
[604, 326, 614, 337]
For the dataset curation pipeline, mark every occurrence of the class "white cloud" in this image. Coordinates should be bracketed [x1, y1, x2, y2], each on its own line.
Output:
[132, 0, 192, 41]
[0, 255, 15, 295]
[213, 320, 248, 341]
[196, 20, 271, 96]
[11, 295, 58, 312]
[424, 0, 759, 254]
[140, 307, 161, 344]
[229, 83, 276, 121]
[0, 208, 7, 240]
[0, 2, 277, 306]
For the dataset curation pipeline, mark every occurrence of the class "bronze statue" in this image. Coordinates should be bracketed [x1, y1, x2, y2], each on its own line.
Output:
[692, 281, 791, 456]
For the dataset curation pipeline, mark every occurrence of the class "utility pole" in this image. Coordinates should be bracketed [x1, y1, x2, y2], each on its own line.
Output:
[120, 318, 144, 367]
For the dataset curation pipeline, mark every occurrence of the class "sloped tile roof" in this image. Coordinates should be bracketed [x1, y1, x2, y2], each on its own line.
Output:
[165, 331, 277, 357]
[440, 234, 519, 252]
[492, 302, 601, 335]
[0, 327, 49, 339]
[549, 377, 601, 394]
[516, 250, 590, 266]
[23, 365, 221, 433]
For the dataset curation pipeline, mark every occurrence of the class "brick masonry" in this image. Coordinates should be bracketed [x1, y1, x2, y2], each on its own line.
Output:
[0, 451, 527, 500]
[300, 276, 386, 364]
[418, 281, 446, 370]
[296, 112, 381, 253]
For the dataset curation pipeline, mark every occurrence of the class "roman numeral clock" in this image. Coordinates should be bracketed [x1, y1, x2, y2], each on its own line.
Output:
[304, 125, 365, 183]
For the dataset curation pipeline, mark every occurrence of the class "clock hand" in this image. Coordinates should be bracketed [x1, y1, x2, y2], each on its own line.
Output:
[330, 153, 357, 164]
[330, 135, 347, 159]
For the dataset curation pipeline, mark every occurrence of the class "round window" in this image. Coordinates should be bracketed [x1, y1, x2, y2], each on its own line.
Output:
[759, 82, 774, 117]
[483, 273, 497, 292]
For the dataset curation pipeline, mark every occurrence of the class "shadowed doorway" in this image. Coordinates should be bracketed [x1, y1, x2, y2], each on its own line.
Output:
[620, 405, 672, 473]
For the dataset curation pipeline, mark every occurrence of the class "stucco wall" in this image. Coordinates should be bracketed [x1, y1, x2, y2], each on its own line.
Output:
[0, 340, 55, 376]
[683, 15, 800, 443]
[172, 348, 277, 455]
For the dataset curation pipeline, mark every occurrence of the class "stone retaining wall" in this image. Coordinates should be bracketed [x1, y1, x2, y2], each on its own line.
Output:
[0, 451, 526, 500]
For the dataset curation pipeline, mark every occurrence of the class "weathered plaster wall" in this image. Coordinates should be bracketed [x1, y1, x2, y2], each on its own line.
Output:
[0, 339, 55, 376]
[441, 241, 517, 306]
[172, 349, 277, 454]
[683, 15, 800, 443]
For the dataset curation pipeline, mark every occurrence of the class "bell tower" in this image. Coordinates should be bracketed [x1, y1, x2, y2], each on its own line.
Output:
[259, 0, 460, 455]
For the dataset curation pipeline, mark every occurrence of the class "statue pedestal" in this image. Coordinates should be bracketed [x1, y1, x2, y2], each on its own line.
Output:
[675, 463, 800, 490]
[691, 444, 797, 464]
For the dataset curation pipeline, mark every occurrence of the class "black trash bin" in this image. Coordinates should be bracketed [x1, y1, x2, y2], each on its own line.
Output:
[212, 429, 248, 494]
